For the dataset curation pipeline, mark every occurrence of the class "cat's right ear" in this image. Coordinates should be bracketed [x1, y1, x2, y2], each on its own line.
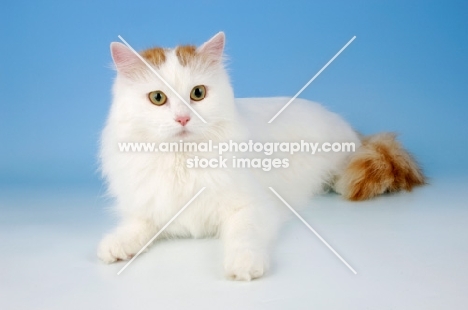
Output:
[197, 32, 225, 64]
[110, 42, 142, 75]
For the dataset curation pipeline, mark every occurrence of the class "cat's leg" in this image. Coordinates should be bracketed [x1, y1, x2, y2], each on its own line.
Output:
[97, 217, 158, 263]
[222, 207, 271, 281]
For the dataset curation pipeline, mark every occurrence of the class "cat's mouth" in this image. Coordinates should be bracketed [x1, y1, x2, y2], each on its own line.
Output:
[175, 129, 190, 138]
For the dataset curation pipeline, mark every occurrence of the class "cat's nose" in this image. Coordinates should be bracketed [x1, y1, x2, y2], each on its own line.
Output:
[175, 115, 191, 126]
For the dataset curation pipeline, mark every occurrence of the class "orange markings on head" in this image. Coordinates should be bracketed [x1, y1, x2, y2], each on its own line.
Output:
[141, 47, 167, 66]
[175, 45, 197, 66]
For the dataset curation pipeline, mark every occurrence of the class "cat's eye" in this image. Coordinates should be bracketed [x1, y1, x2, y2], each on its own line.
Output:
[148, 90, 167, 106]
[190, 85, 206, 101]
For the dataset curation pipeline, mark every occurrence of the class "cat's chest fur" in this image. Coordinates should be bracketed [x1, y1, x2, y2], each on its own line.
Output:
[125, 151, 239, 234]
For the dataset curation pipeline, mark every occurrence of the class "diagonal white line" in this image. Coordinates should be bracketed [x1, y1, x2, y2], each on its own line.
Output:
[117, 35, 207, 124]
[269, 187, 357, 274]
[117, 187, 207, 275]
[268, 36, 356, 123]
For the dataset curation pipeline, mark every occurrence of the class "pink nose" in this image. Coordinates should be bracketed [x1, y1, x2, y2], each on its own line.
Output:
[175, 115, 191, 126]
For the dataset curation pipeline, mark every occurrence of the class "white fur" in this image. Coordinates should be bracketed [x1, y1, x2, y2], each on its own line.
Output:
[97, 33, 361, 280]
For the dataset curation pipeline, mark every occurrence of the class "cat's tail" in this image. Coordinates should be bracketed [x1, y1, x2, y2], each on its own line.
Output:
[334, 132, 425, 201]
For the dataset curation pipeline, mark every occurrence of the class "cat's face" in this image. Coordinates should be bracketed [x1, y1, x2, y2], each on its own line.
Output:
[110, 32, 237, 142]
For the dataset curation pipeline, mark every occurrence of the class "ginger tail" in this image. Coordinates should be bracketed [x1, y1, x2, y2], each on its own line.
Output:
[335, 133, 426, 201]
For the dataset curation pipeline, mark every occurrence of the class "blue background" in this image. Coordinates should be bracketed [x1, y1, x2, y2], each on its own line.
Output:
[1, 0, 467, 187]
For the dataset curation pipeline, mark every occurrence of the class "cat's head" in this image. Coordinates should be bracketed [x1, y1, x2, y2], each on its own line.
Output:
[110, 32, 238, 142]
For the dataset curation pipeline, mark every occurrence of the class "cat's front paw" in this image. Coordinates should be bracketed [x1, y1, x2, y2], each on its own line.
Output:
[97, 234, 139, 264]
[224, 249, 268, 281]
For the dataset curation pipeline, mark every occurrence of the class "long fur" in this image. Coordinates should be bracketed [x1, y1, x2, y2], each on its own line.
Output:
[97, 32, 425, 280]
[334, 133, 425, 201]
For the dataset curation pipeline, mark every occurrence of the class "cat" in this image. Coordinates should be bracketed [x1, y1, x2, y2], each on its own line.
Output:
[97, 32, 425, 280]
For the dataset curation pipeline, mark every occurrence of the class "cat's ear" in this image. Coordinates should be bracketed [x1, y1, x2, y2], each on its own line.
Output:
[110, 42, 142, 75]
[197, 32, 225, 64]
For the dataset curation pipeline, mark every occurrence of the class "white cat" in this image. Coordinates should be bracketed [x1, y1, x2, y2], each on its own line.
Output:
[98, 32, 424, 280]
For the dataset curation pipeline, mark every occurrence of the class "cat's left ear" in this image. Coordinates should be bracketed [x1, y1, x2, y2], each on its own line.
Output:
[197, 32, 225, 64]
[110, 42, 142, 75]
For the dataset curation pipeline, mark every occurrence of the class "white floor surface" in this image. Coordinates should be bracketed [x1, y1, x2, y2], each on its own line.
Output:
[1, 177, 467, 309]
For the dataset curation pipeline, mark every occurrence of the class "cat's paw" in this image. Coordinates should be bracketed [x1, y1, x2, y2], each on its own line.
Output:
[224, 249, 268, 281]
[97, 234, 139, 264]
